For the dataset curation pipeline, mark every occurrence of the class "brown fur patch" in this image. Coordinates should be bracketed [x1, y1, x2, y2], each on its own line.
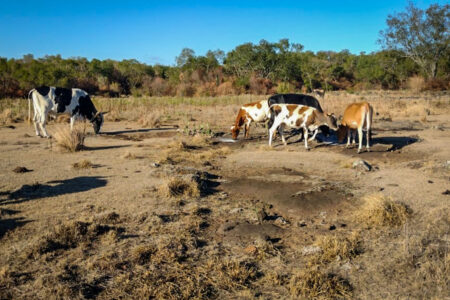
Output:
[272, 105, 282, 116]
[287, 105, 298, 117]
[295, 117, 303, 127]
[341, 102, 370, 129]
[298, 106, 309, 115]
[256, 102, 262, 109]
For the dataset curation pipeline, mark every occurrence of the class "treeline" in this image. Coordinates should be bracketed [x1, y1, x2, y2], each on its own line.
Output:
[0, 39, 448, 99]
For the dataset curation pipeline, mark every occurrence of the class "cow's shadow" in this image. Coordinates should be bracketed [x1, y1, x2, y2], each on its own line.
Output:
[3, 176, 107, 205]
[0, 208, 31, 239]
[101, 127, 178, 136]
[371, 136, 419, 151]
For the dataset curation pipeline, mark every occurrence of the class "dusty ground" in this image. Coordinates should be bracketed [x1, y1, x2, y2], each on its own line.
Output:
[0, 93, 449, 299]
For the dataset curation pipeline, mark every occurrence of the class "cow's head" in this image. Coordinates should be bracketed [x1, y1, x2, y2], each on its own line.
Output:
[337, 125, 348, 143]
[325, 113, 338, 131]
[91, 112, 107, 134]
[231, 125, 240, 140]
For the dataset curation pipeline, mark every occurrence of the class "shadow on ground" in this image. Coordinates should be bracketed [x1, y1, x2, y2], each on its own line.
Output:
[3, 176, 107, 205]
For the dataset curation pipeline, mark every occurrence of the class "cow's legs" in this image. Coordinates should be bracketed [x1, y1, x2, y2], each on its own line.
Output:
[357, 127, 363, 153]
[278, 124, 287, 146]
[244, 119, 251, 139]
[303, 127, 310, 150]
[33, 111, 41, 136]
[346, 128, 351, 148]
[70, 115, 77, 131]
[308, 129, 318, 141]
[365, 115, 371, 151]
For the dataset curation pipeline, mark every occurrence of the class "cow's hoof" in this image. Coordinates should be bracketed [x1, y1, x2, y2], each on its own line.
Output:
[305, 147, 311, 151]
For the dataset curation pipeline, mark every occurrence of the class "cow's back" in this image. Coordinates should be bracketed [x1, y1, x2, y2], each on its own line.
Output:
[268, 94, 323, 113]
[342, 102, 371, 128]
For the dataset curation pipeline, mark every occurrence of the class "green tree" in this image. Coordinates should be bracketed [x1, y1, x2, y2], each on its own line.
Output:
[379, 2, 449, 78]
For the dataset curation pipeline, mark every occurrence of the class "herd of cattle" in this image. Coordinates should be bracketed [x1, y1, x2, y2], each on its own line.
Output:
[28, 86, 373, 153]
[231, 93, 373, 153]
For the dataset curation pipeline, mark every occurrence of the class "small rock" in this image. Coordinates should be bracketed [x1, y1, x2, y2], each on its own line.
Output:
[352, 159, 372, 171]
[274, 216, 289, 226]
[302, 245, 322, 256]
[443, 161, 450, 169]
[428, 180, 433, 184]
[244, 245, 258, 255]
[257, 208, 268, 223]
[319, 211, 327, 218]
[340, 262, 352, 271]
[443, 190, 450, 195]
[13, 166, 32, 173]
[298, 220, 307, 227]
[150, 162, 160, 168]
[230, 207, 244, 214]
[329, 225, 336, 231]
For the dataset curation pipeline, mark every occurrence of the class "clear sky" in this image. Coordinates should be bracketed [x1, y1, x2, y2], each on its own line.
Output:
[0, 0, 446, 65]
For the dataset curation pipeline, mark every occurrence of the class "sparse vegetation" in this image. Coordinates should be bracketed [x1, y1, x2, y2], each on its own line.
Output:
[354, 193, 412, 228]
[158, 176, 200, 198]
[72, 159, 93, 169]
[53, 125, 86, 152]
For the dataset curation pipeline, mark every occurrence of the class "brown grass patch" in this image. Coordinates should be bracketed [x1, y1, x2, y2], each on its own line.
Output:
[289, 266, 352, 299]
[158, 176, 200, 198]
[72, 159, 93, 169]
[354, 193, 412, 228]
[137, 111, 161, 128]
[0, 108, 13, 125]
[53, 125, 86, 152]
[310, 232, 362, 265]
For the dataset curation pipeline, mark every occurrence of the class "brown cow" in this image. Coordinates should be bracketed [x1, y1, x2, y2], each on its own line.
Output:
[337, 102, 373, 153]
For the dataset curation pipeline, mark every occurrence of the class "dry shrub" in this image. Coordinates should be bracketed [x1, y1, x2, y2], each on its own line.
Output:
[289, 266, 352, 299]
[158, 176, 200, 198]
[72, 159, 93, 169]
[0, 108, 13, 125]
[310, 232, 362, 265]
[354, 193, 411, 228]
[423, 78, 450, 91]
[137, 111, 161, 128]
[54, 114, 70, 124]
[406, 76, 425, 92]
[176, 83, 196, 97]
[216, 82, 235, 95]
[121, 151, 137, 159]
[31, 221, 118, 257]
[53, 125, 86, 152]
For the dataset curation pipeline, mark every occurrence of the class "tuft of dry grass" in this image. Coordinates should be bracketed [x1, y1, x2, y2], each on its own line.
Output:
[53, 125, 86, 152]
[354, 193, 412, 228]
[121, 151, 137, 159]
[158, 176, 200, 198]
[310, 232, 362, 265]
[137, 111, 161, 128]
[289, 266, 353, 299]
[72, 159, 93, 169]
[0, 108, 13, 125]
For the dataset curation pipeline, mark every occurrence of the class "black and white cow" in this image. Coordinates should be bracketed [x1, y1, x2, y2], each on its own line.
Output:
[267, 93, 329, 140]
[28, 86, 106, 137]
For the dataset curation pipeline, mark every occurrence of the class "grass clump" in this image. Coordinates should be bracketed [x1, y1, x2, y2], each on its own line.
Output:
[354, 193, 412, 228]
[310, 232, 362, 265]
[289, 266, 353, 299]
[31, 221, 118, 257]
[53, 125, 86, 152]
[158, 176, 200, 198]
[72, 159, 93, 169]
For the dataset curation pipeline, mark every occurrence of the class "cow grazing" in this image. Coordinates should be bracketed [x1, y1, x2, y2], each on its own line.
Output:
[231, 100, 270, 140]
[337, 102, 373, 153]
[28, 86, 106, 138]
[268, 104, 337, 149]
[267, 93, 329, 140]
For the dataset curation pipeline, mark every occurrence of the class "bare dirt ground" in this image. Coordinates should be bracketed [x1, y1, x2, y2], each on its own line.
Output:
[0, 92, 449, 299]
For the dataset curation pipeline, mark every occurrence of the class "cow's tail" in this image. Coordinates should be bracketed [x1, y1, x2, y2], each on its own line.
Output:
[27, 89, 35, 124]
[367, 104, 373, 142]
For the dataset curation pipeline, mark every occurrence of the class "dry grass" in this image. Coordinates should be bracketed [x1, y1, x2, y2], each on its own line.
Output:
[72, 159, 93, 169]
[137, 111, 161, 128]
[121, 151, 137, 159]
[289, 266, 352, 299]
[354, 193, 412, 228]
[158, 176, 200, 198]
[0, 108, 13, 125]
[310, 232, 362, 265]
[53, 125, 86, 152]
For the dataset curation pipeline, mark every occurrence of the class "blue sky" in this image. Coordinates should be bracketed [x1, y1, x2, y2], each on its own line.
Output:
[0, 0, 446, 65]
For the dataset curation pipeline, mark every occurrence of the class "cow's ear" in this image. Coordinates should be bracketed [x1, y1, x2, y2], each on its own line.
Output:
[101, 111, 109, 115]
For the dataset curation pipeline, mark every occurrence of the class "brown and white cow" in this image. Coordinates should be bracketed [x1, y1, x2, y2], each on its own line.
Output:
[268, 104, 337, 149]
[231, 100, 270, 139]
[337, 102, 373, 153]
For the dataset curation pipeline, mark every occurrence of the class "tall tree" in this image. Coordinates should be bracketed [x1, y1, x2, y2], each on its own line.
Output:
[379, 2, 449, 78]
